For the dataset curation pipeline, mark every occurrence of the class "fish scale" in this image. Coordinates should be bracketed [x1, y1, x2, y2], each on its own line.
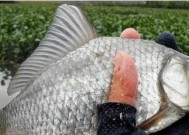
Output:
[0, 37, 176, 134]
[1, 4, 189, 134]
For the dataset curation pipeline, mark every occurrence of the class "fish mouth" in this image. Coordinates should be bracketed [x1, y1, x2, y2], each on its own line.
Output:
[138, 102, 168, 131]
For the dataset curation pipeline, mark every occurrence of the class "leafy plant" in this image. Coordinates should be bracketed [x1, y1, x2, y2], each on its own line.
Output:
[1, 3, 189, 79]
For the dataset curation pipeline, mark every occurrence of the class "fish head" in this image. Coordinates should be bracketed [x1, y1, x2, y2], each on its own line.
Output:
[161, 53, 189, 111]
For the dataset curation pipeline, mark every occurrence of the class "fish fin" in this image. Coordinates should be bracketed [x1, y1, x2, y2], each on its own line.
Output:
[7, 4, 97, 95]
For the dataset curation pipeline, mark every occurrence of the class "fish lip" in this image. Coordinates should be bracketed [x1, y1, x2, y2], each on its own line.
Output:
[138, 100, 168, 131]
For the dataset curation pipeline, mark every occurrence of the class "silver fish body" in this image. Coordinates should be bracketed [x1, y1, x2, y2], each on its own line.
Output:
[0, 4, 189, 135]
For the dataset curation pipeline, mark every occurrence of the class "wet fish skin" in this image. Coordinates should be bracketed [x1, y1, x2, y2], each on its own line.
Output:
[1, 4, 189, 135]
[0, 37, 185, 134]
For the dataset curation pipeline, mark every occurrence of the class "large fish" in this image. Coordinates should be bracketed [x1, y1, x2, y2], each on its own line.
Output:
[0, 4, 189, 135]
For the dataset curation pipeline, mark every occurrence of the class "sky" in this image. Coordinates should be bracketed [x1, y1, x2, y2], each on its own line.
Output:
[0, 71, 19, 109]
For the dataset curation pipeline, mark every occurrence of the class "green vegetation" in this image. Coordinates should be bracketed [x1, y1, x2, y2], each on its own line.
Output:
[145, 1, 189, 9]
[82, 5, 189, 51]
[0, 3, 58, 68]
[1, 3, 189, 73]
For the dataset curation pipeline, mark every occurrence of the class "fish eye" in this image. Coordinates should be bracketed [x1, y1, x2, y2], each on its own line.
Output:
[160, 56, 189, 111]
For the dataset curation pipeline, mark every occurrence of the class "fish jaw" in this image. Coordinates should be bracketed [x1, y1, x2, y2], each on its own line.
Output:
[140, 102, 185, 133]
[139, 52, 189, 133]
[160, 54, 189, 111]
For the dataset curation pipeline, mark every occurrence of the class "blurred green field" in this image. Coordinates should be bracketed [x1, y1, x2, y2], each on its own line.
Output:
[1, 3, 189, 70]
